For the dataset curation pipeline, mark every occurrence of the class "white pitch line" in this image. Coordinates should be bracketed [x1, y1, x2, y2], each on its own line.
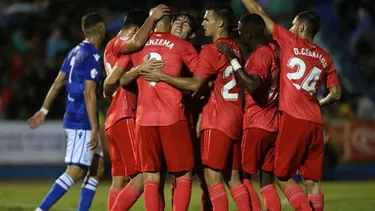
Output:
[0, 202, 76, 211]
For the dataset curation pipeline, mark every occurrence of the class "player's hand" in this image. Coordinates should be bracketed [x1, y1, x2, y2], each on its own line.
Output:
[28, 111, 46, 129]
[216, 42, 236, 61]
[141, 67, 164, 82]
[149, 4, 170, 21]
[88, 129, 99, 150]
[141, 54, 165, 69]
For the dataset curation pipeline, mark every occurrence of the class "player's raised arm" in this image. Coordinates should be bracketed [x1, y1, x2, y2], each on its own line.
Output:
[28, 68, 66, 129]
[241, 0, 275, 33]
[114, 5, 170, 54]
[216, 42, 261, 94]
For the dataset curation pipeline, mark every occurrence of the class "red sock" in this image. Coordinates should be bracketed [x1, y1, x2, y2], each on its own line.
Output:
[244, 179, 262, 211]
[159, 193, 165, 211]
[144, 181, 160, 211]
[173, 177, 192, 211]
[260, 184, 281, 211]
[308, 194, 324, 211]
[111, 184, 141, 211]
[208, 183, 228, 211]
[284, 185, 312, 211]
[108, 189, 120, 211]
[200, 181, 213, 211]
[230, 184, 251, 211]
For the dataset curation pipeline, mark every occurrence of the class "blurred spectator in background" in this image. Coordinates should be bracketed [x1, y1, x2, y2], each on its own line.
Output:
[0, 0, 373, 122]
[45, 26, 70, 67]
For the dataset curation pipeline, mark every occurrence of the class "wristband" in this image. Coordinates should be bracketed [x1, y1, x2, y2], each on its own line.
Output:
[40, 107, 49, 115]
[230, 58, 242, 71]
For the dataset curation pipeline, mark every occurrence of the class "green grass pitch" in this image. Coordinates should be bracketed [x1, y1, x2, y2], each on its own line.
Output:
[0, 181, 374, 210]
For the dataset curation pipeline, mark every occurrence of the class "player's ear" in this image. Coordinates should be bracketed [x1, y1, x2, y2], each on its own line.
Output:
[298, 23, 306, 34]
[99, 23, 106, 36]
[217, 20, 224, 28]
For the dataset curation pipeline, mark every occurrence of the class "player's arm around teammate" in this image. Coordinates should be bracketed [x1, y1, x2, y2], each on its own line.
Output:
[103, 55, 164, 97]
[113, 5, 170, 54]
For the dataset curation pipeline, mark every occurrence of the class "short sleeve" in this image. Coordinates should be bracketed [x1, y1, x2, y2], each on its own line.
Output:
[83, 53, 102, 84]
[193, 46, 216, 80]
[181, 42, 199, 72]
[245, 47, 273, 81]
[112, 36, 128, 56]
[115, 54, 132, 69]
[272, 24, 295, 47]
[325, 61, 340, 88]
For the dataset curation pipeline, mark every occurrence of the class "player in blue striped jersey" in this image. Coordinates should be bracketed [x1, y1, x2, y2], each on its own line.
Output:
[28, 13, 106, 211]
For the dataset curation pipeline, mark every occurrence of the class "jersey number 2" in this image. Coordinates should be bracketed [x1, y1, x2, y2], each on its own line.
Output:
[287, 57, 322, 95]
[221, 66, 238, 101]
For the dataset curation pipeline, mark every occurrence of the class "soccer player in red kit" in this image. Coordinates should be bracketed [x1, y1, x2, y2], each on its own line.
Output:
[141, 5, 251, 211]
[217, 14, 281, 211]
[241, 1, 342, 210]
[126, 15, 199, 211]
[103, 6, 169, 211]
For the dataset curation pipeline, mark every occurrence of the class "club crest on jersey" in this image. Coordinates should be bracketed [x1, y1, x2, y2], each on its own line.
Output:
[91, 68, 98, 79]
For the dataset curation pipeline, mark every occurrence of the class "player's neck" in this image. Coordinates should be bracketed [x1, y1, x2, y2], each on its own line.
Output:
[212, 31, 231, 42]
[154, 26, 170, 33]
[85, 37, 101, 50]
[118, 29, 134, 37]
[249, 38, 267, 51]
[299, 33, 314, 43]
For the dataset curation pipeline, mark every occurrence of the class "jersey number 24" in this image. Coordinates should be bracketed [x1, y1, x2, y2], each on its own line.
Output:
[287, 57, 323, 95]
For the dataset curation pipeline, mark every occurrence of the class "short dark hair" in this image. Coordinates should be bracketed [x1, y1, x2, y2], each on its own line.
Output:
[239, 14, 266, 37]
[81, 13, 104, 34]
[206, 4, 234, 32]
[296, 11, 320, 37]
[172, 12, 198, 33]
[122, 9, 148, 29]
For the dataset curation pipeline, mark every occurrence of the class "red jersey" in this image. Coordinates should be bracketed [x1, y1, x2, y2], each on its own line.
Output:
[194, 38, 243, 140]
[243, 43, 279, 132]
[104, 36, 137, 130]
[272, 24, 340, 123]
[130, 32, 199, 126]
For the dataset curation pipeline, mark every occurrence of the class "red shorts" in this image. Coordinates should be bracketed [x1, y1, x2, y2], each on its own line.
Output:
[136, 121, 194, 172]
[105, 118, 138, 176]
[242, 128, 276, 174]
[274, 112, 324, 181]
[200, 129, 241, 170]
